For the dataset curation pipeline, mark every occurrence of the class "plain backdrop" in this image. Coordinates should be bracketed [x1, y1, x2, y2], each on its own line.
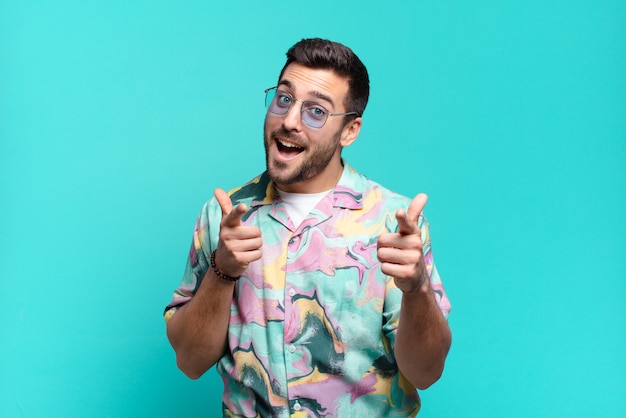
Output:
[1, 1, 625, 417]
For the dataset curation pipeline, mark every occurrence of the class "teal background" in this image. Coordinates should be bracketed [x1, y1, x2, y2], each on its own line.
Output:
[1, 1, 624, 417]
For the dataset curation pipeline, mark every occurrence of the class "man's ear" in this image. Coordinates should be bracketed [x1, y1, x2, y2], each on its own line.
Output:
[340, 117, 362, 147]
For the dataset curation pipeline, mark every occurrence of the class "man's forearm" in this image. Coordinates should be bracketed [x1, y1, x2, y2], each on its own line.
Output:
[166, 269, 235, 379]
[395, 280, 452, 390]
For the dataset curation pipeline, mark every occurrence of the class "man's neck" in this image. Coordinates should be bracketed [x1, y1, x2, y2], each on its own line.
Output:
[275, 160, 344, 194]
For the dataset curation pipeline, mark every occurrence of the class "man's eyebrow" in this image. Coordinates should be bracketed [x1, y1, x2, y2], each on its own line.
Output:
[310, 91, 335, 108]
[277, 80, 335, 108]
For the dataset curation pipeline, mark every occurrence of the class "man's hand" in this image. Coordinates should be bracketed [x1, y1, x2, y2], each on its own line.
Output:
[377, 193, 428, 293]
[214, 188, 263, 278]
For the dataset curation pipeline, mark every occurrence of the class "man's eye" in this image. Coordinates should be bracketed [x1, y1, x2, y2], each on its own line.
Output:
[307, 105, 327, 119]
[277, 94, 292, 106]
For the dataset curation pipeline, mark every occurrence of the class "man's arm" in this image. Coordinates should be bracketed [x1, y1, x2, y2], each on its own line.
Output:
[166, 269, 235, 379]
[166, 188, 263, 379]
[394, 276, 451, 389]
[377, 194, 452, 389]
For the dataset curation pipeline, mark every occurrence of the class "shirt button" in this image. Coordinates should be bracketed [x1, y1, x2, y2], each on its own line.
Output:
[288, 288, 296, 297]
[293, 402, 302, 411]
[288, 344, 296, 353]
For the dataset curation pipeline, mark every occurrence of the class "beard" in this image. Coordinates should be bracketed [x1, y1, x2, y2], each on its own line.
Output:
[264, 124, 342, 186]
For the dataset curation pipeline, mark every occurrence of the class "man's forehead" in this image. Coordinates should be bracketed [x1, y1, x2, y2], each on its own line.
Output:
[278, 63, 349, 107]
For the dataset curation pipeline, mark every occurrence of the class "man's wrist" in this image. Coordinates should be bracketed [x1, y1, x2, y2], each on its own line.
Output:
[402, 270, 429, 294]
[210, 250, 241, 282]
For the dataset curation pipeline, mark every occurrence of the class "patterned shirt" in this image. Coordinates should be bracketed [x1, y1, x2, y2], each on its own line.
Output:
[165, 162, 451, 417]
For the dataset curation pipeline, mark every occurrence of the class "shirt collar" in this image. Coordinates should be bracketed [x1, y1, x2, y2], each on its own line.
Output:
[249, 160, 365, 210]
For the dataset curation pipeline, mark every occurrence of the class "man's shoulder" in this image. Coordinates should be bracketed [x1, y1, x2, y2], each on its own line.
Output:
[228, 172, 272, 204]
[341, 163, 411, 207]
[198, 172, 270, 216]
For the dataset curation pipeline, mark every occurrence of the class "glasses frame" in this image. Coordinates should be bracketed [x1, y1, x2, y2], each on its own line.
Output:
[264, 86, 358, 128]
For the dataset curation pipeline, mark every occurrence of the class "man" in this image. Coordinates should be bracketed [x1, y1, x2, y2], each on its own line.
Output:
[165, 38, 452, 417]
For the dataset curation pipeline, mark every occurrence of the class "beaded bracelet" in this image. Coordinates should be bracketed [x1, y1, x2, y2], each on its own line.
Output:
[210, 250, 241, 282]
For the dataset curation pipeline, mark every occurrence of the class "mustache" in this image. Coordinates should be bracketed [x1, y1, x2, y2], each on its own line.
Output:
[270, 127, 306, 148]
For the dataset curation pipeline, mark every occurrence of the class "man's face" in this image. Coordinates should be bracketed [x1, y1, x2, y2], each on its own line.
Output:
[263, 63, 361, 193]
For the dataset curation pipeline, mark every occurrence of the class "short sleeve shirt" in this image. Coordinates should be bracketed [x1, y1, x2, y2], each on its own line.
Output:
[165, 162, 451, 417]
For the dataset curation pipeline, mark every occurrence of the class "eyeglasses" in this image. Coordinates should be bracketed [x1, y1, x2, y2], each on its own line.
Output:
[264, 86, 358, 129]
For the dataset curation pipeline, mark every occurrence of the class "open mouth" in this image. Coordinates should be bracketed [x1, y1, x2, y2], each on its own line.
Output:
[276, 139, 304, 158]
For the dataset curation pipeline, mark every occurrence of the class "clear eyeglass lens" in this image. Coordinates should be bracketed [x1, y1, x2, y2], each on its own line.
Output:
[267, 90, 293, 115]
[302, 105, 327, 128]
[265, 88, 279, 111]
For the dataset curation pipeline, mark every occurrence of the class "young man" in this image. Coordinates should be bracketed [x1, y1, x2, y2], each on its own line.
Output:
[165, 38, 452, 417]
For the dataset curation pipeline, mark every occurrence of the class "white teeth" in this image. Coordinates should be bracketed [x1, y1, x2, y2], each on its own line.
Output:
[278, 140, 302, 149]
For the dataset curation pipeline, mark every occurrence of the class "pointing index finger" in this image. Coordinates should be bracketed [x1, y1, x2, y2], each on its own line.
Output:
[397, 193, 428, 235]
[407, 193, 428, 224]
[214, 188, 232, 216]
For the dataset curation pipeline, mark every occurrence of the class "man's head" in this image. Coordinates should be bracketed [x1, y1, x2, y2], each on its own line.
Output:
[264, 39, 369, 193]
[278, 38, 370, 120]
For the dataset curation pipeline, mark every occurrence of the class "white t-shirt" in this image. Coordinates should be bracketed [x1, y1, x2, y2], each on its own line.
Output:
[275, 188, 332, 228]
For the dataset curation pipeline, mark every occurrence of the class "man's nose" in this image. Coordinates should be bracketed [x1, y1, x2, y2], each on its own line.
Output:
[281, 102, 304, 132]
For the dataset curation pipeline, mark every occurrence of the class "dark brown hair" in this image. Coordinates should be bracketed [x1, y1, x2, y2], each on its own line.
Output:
[278, 38, 370, 119]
